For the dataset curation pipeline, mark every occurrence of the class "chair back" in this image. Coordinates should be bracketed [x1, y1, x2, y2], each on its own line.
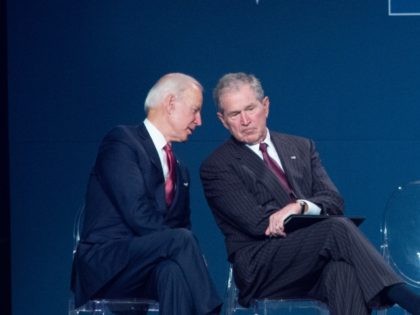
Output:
[68, 205, 159, 314]
[381, 181, 420, 289]
[72, 204, 85, 256]
[225, 264, 248, 314]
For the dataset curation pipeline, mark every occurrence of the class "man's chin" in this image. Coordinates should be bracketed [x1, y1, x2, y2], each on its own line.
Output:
[238, 135, 259, 145]
[181, 134, 190, 142]
[171, 136, 188, 143]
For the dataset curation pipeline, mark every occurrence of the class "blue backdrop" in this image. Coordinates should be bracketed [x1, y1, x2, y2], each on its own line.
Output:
[7, 1, 420, 314]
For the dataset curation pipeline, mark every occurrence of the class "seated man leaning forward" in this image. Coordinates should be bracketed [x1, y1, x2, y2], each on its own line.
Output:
[200, 72, 420, 315]
[71, 73, 222, 315]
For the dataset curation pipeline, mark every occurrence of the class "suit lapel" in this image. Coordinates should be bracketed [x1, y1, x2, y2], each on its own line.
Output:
[136, 124, 167, 210]
[229, 138, 292, 205]
[271, 133, 301, 197]
[137, 124, 188, 210]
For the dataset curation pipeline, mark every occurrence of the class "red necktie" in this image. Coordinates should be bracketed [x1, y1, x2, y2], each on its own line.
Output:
[259, 142, 296, 200]
[163, 143, 176, 206]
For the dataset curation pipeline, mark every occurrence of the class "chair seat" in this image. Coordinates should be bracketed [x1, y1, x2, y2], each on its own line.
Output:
[224, 264, 329, 315]
[251, 298, 329, 314]
[227, 297, 329, 314]
[69, 298, 159, 314]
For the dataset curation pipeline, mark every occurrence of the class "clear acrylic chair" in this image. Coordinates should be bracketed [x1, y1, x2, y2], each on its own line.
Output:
[68, 298, 159, 315]
[224, 264, 329, 315]
[376, 181, 420, 315]
[68, 205, 160, 315]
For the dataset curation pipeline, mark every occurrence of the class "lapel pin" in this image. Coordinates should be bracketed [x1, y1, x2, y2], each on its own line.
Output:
[291, 156, 297, 159]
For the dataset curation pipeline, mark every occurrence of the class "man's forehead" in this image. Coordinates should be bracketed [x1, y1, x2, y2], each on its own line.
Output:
[221, 88, 257, 105]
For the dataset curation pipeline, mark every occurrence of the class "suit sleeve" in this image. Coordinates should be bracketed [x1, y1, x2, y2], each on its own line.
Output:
[300, 139, 344, 215]
[200, 157, 275, 238]
[94, 131, 169, 236]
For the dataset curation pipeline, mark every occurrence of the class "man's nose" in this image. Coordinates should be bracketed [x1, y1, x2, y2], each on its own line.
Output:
[194, 112, 202, 126]
[240, 112, 250, 125]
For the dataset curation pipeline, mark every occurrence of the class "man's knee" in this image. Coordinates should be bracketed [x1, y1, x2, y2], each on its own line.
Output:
[171, 227, 194, 239]
[321, 216, 359, 239]
[167, 228, 198, 248]
[327, 216, 355, 229]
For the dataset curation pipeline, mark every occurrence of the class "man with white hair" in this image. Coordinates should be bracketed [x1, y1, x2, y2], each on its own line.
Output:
[71, 73, 222, 315]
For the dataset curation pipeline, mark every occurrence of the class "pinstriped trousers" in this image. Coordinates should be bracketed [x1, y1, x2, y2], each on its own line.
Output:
[236, 217, 402, 315]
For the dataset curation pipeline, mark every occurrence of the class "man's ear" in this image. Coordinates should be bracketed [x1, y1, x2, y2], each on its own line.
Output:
[164, 94, 176, 114]
[262, 96, 270, 117]
[217, 112, 229, 129]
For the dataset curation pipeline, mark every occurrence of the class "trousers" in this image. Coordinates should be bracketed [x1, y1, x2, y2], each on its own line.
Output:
[235, 217, 402, 315]
[94, 228, 222, 315]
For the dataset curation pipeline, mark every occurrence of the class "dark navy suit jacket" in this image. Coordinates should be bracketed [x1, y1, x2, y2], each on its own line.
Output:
[71, 124, 191, 307]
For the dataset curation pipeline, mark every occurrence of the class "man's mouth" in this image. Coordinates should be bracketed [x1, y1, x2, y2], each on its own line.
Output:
[241, 128, 256, 135]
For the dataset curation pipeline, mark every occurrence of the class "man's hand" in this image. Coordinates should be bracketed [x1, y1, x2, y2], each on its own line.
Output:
[265, 202, 302, 237]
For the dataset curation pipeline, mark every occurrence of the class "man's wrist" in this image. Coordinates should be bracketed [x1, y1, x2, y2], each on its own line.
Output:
[298, 200, 307, 214]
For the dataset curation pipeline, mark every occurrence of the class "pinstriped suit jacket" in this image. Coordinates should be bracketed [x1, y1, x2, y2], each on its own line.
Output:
[200, 131, 344, 302]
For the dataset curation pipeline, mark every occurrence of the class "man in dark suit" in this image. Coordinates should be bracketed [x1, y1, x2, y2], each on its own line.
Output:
[200, 72, 420, 315]
[71, 73, 222, 315]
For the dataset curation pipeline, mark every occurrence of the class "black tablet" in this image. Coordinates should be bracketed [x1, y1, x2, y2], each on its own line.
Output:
[284, 215, 365, 233]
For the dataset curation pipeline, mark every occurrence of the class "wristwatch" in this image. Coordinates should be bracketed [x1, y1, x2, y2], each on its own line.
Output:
[298, 200, 307, 214]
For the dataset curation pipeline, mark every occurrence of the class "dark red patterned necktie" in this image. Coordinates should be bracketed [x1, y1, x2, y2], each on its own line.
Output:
[259, 142, 295, 200]
[163, 143, 176, 205]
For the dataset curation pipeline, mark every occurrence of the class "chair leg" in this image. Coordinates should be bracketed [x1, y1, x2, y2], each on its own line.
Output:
[252, 300, 261, 315]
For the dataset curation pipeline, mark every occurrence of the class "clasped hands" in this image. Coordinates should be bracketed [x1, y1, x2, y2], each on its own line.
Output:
[265, 202, 302, 237]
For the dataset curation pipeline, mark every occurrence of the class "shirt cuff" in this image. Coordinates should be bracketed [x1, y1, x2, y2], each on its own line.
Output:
[298, 199, 321, 215]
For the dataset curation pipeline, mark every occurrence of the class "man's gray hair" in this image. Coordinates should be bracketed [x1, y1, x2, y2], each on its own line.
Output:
[213, 72, 265, 113]
[144, 73, 203, 113]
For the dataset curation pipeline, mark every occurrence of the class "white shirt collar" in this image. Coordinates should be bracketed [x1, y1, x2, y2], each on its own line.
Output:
[144, 118, 167, 150]
[246, 129, 274, 155]
[246, 129, 283, 168]
[144, 119, 172, 178]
